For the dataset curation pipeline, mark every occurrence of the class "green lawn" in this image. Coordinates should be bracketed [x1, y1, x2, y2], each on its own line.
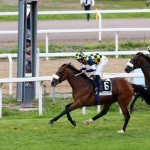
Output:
[1, 111, 150, 150]
[0, 1, 150, 148]
[0, 97, 150, 150]
[0, 0, 150, 21]
[1, 114, 150, 150]
[0, 0, 148, 11]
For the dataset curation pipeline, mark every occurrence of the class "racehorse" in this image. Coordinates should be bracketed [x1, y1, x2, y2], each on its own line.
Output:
[49, 63, 150, 133]
[125, 52, 150, 112]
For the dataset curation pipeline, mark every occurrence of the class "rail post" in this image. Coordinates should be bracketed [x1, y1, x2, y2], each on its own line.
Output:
[115, 31, 119, 58]
[97, 10, 102, 42]
[0, 83, 2, 118]
[7, 55, 13, 95]
[46, 33, 49, 60]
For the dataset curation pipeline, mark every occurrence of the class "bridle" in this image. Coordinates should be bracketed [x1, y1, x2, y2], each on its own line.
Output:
[52, 71, 82, 84]
[127, 55, 150, 70]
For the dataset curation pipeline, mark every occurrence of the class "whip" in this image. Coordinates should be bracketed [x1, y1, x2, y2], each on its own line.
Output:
[74, 72, 83, 77]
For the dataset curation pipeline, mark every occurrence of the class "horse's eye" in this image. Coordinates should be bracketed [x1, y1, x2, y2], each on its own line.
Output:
[58, 72, 64, 76]
[57, 72, 62, 75]
[132, 59, 136, 62]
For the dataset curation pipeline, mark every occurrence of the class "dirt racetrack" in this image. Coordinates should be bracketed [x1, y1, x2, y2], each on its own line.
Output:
[0, 57, 128, 96]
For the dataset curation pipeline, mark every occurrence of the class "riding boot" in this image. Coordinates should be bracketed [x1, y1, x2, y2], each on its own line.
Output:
[98, 76, 103, 92]
[93, 75, 99, 92]
[93, 75, 101, 103]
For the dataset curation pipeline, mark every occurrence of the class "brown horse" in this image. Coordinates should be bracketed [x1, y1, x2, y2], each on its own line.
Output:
[125, 52, 150, 111]
[49, 63, 149, 133]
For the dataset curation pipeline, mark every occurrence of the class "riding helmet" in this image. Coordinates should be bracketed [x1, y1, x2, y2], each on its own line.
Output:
[75, 52, 84, 60]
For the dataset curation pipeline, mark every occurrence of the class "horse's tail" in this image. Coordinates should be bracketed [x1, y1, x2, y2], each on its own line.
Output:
[131, 84, 150, 105]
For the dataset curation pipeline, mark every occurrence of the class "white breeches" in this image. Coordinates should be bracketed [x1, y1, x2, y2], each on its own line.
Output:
[93, 55, 108, 76]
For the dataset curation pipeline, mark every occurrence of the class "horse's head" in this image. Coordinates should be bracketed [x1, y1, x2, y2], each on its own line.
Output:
[125, 52, 145, 73]
[51, 63, 73, 87]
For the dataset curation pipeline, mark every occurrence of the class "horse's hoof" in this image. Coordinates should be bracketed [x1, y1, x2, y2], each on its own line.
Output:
[72, 120, 76, 126]
[84, 118, 93, 125]
[117, 130, 125, 134]
[84, 121, 90, 125]
[48, 120, 54, 125]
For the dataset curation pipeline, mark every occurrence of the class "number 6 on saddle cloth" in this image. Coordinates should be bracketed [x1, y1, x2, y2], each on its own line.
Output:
[94, 79, 112, 102]
[99, 79, 112, 95]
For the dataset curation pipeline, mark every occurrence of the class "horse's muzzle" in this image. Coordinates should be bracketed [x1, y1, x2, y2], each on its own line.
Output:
[51, 79, 59, 87]
[124, 66, 132, 73]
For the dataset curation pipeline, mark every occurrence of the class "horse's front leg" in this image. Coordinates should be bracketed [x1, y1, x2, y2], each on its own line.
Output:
[48, 108, 70, 125]
[84, 104, 111, 125]
[49, 101, 80, 126]
[64, 103, 76, 126]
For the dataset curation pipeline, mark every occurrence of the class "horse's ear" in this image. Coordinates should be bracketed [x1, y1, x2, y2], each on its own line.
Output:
[66, 63, 71, 67]
[61, 63, 71, 69]
[68, 62, 71, 65]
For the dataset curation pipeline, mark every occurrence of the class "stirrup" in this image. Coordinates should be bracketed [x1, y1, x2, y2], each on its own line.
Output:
[95, 87, 98, 90]
[95, 87, 99, 92]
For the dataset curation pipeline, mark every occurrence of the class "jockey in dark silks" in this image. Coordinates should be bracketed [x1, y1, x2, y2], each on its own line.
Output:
[75, 52, 108, 93]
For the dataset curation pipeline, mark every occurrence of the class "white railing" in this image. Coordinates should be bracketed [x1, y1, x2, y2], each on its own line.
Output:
[0, 50, 148, 96]
[37, 27, 150, 58]
[103, 72, 144, 78]
[1, 9, 150, 58]
[0, 9, 148, 116]
[1, 9, 150, 16]
[0, 76, 52, 118]
[0, 72, 144, 117]
[1, 28, 150, 59]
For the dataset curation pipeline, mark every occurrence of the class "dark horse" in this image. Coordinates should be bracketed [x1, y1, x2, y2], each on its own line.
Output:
[125, 52, 150, 111]
[49, 63, 150, 133]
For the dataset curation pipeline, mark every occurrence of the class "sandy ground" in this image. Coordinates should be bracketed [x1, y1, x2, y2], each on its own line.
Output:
[0, 57, 128, 96]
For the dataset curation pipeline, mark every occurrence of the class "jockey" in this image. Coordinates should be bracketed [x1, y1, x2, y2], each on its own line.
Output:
[75, 52, 108, 92]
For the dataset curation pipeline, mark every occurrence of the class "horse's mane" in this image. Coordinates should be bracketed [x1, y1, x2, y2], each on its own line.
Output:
[62, 63, 90, 80]
[137, 52, 150, 64]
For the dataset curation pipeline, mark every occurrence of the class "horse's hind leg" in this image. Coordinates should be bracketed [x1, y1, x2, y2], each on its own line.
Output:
[129, 92, 141, 113]
[129, 96, 137, 113]
[84, 104, 111, 125]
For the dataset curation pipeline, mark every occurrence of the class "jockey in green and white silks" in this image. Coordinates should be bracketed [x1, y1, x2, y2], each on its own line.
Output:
[75, 52, 108, 93]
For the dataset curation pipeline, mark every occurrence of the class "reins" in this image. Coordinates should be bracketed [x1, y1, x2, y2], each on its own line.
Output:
[141, 65, 150, 69]
[74, 72, 83, 76]
[68, 71, 92, 81]
[67, 72, 83, 80]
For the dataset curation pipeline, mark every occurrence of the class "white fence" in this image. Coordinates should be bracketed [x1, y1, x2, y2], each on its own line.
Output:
[0, 71, 144, 118]
[0, 9, 148, 117]
[1, 9, 150, 57]
[0, 76, 52, 118]
[0, 50, 148, 96]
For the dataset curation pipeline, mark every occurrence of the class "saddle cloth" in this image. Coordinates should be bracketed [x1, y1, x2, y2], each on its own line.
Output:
[98, 79, 112, 96]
